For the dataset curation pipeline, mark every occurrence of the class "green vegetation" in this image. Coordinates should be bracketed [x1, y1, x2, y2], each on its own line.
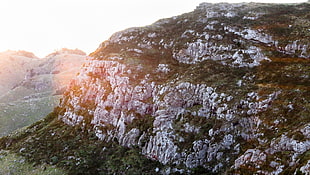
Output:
[0, 150, 66, 175]
[0, 2, 310, 174]
[0, 111, 162, 175]
[0, 93, 60, 137]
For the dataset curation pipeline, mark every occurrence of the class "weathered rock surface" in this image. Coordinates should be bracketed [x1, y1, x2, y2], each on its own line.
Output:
[55, 2, 310, 174]
[1, 2, 310, 174]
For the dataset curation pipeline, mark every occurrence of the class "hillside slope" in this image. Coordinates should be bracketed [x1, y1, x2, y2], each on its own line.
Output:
[0, 51, 39, 95]
[1, 2, 310, 175]
[0, 49, 86, 136]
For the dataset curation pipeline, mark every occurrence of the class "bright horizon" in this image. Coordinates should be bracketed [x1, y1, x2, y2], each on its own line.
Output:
[0, 0, 308, 58]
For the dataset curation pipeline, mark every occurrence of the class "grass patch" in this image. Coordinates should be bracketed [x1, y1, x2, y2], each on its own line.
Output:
[0, 150, 66, 175]
[0, 111, 163, 175]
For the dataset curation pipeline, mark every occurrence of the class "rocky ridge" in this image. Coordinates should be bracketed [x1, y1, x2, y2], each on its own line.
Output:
[0, 2, 310, 175]
[57, 2, 310, 174]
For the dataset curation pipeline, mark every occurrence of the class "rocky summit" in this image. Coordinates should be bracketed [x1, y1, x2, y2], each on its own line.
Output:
[0, 2, 310, 175]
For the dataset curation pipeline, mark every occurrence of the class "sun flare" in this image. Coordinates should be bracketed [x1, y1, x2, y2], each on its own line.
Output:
[0, 0, 307, 57]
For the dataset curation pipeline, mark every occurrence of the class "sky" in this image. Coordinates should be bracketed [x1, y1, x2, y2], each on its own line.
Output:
[0, 0, 307, 57]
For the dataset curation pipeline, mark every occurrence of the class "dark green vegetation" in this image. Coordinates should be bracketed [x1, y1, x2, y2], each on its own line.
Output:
[0, 111, 162, 175]
[0, 2, 310, 175]
[0, 149, 66, 175]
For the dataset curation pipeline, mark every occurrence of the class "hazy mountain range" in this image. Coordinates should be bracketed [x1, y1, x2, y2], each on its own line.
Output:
[0, 49, 85, 136]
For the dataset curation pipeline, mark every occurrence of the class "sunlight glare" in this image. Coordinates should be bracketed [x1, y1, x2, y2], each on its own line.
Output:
[0, 0, 307, 57]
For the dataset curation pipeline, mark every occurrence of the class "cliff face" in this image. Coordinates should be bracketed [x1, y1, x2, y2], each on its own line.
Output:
[1, 2, 310, 175]
[57, 2, 310, 174]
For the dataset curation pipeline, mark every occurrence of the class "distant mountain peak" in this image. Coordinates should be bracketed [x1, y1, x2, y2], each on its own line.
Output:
[0, 50, 38, 59]
[46, 48, 86, 58]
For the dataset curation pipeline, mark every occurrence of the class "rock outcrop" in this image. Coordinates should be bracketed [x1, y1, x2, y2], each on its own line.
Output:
[1, 2, 310, 175]
[56, 2, 310, 174]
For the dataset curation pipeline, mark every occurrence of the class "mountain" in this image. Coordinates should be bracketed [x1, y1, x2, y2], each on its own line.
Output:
[0, 49, 86, 136]
[0, 50, 39, 95]
[0, 2, 310, 175]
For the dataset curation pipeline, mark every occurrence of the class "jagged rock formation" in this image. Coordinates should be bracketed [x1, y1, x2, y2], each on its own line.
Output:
[0, 2, 310, 175]
[0, 49, 86, 136]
